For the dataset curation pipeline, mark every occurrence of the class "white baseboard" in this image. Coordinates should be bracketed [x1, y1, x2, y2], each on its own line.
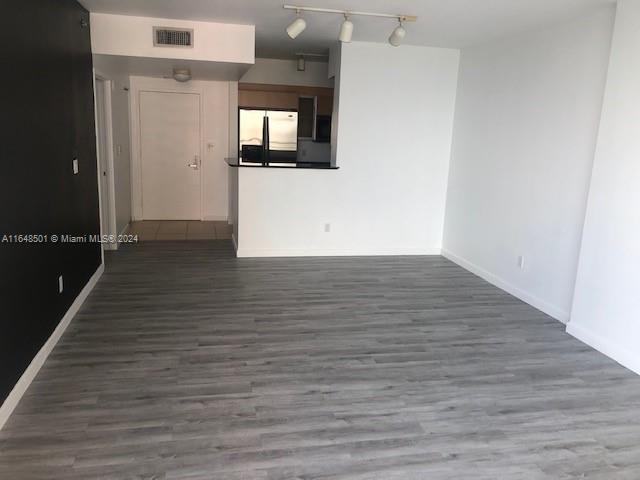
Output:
[236, 246, 442, 258]
[566, 322, 640, 376]
[441, 249, 569, 323]
[0, 263, 105, 431]
[202, 215, 228, 222]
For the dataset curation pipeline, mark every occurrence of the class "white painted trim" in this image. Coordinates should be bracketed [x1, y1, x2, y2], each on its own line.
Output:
[0, 263, 105, 431]
[92, 71, 106, 265]
[567, 322, 640, 376]
[236, 247, 442, 258]
[130, 78, 141, 221]
[104, 82, 118, 240]
[93, 72, 118, 243]
[442, 249, 569, 323]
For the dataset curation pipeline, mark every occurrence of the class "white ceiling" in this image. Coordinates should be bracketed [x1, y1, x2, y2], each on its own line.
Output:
[80, 0, 615, 59]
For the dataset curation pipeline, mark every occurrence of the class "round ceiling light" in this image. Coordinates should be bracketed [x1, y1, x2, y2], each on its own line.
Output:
[173, 68, 192, 82]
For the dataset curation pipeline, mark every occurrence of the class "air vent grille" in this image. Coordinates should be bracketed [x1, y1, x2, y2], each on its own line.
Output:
[153, 27, 193, 47]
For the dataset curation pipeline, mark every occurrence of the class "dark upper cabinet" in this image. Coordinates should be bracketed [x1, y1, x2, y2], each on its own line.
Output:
[298, 97, 316, 138]
[316, 95, 334, 116]
[239, 83, 334, 116]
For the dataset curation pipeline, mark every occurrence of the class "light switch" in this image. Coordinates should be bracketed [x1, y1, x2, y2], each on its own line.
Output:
[72, 158, 79, 174]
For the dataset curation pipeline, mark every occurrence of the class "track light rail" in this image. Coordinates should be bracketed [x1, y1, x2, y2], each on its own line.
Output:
[283, 4, 417, 22]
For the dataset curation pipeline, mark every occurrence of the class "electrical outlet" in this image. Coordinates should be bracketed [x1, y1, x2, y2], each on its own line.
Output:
[324, 223, 331, 233]
[116, 144, 122, 156]
[72, 158, 79, 174]
[58, 275, 64, 293]
[518, 255, 525, 270]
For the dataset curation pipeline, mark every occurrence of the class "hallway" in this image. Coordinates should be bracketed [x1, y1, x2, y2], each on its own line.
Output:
[1, 242, 640, 479]
[128, 221, 233, 241]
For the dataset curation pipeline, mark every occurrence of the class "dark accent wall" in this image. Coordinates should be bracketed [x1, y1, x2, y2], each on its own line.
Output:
[0, 1, 101, 403]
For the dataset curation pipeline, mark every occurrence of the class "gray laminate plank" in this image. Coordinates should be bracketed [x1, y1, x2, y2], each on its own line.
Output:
[1, 241, 640, 479]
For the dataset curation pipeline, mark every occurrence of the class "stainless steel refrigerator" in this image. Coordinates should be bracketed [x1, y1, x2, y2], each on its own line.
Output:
[239, 108, 298, 163]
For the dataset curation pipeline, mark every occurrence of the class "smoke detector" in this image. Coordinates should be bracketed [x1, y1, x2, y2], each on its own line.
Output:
[173, 68, 192, 82]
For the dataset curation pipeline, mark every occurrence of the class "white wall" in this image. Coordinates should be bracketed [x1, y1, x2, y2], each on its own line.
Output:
[328, 43, 339, 79]
[92, 56, 132, 236]
[240, 58, 333, 87]
[228, 81, 239, 236]
[568, 1, 640, 374]
[129, 76, 230, 221]
[330, 44, 342, 166]
[235, 42, 459, 257]
[442, 8, 615, 322]
[91, 13, 254, 65]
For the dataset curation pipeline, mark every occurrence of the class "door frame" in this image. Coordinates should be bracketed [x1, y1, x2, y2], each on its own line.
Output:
[92, 71, 117, 250]
[130, 79, 204, 221]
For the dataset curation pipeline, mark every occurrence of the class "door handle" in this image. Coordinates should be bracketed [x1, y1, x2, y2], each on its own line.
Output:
[187, 155, 199, 170]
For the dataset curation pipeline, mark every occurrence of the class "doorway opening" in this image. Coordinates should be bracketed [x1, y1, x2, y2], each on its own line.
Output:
[128, 220, 232, 241]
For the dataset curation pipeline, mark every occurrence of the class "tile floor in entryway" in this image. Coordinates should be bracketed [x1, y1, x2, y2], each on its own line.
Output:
[128, 220, 232, 241]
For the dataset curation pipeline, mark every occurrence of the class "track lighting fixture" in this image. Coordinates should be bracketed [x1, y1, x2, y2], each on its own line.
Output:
[286, 9, 307, 39]
[388, 19, 406, 47]
[284, 5, 416, 45]
[338, 14, 353, 43]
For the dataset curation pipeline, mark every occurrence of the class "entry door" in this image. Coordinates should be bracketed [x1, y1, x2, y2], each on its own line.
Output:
[140, 91, 201, 220]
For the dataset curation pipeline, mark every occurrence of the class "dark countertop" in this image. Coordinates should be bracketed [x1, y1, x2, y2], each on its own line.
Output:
[225, 158, 339, 170]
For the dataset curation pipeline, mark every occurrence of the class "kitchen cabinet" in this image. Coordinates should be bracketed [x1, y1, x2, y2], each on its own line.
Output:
[316, 95, 333, 116]
[239, 83, 334, 115]
[238, 90, 299, 110]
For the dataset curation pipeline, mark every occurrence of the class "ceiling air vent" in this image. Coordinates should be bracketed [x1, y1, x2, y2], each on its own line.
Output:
[153, 27, 194, 47]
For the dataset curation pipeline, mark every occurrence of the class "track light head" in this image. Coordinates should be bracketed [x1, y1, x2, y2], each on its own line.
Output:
[339, 15, 353, 43]
[286, 10, 307, 39]
[283, 6, 415, 45]
[388, 19, 406, 47]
